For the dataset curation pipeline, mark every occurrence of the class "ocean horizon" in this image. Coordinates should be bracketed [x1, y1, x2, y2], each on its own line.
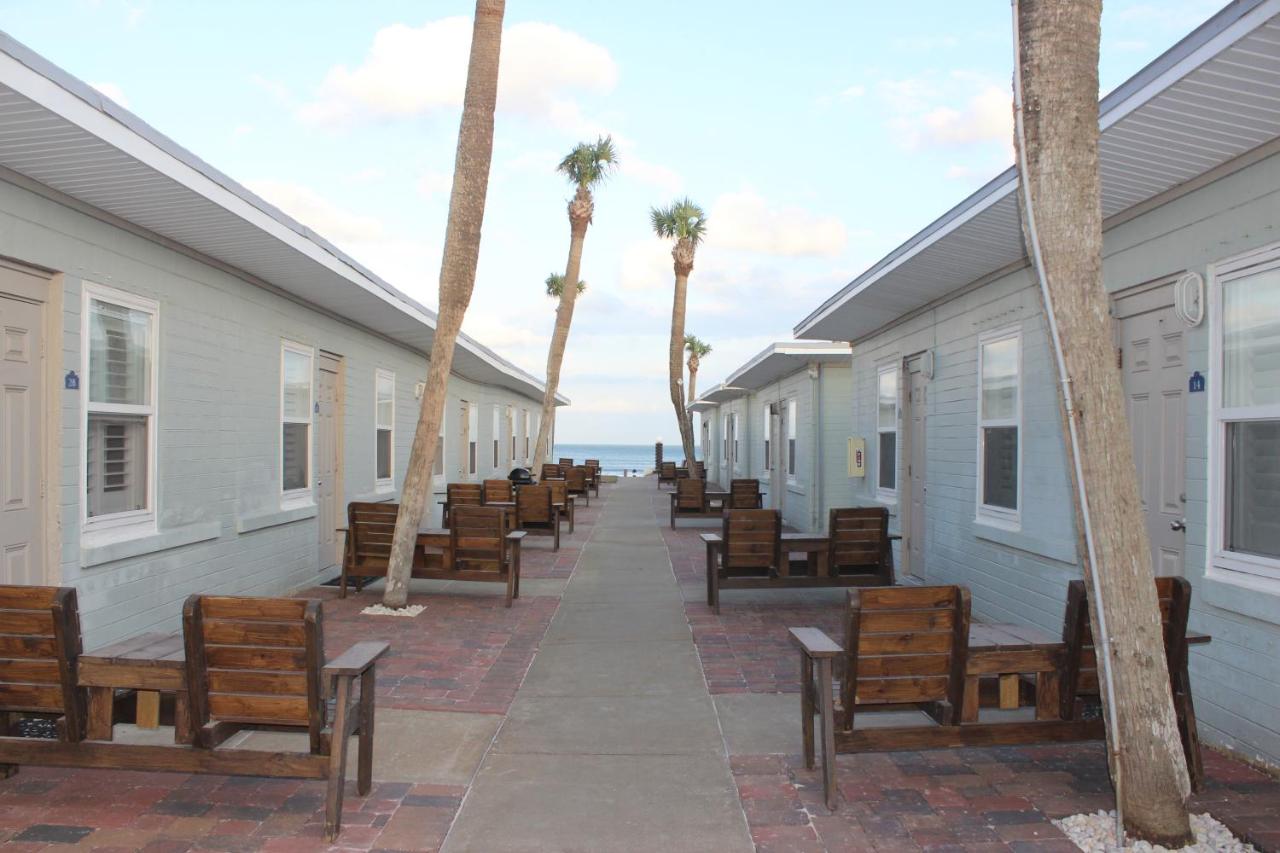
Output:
[553, 443, 703, 476]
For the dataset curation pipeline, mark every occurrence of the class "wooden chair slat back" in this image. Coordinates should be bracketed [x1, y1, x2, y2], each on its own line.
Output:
[584, 458, 601, 468]
[660, 462, 677, 478]
[1062, 576, 1189, 699]
[547, 479, 569, 506]
[722, 509, 782, 571]
[450, 506, 508, 574]
[842, 585, 969, 719]
[828, 507, 891, 573]
[517, 485, 553, 525]
[483, 479, 513, 503]
[558, 458, 574, 466]
[185, 595, 321, 735]
[676, 478, 707, 510]
[729, 480, 761, 509]
[585, 464, 599, 484]
[540, 464, 564, 481]
[447, 483, 484, 507]
[0, 585, 82, 726]
[348, 502, 398, 567]
[566, 467, 588, 493]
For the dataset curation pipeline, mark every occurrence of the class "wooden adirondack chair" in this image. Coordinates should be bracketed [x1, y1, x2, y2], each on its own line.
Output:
[584, 458, 601, 469]
[657, 462, 678, 489]
[584, 464, 601, 497]
[448, 505, 524, 606]
[558, 457, 574, 467]
[565, 466, 591, 507]
[339, 502, 397, 597]
[443, 483, 483, 527]
[546, 479, 575, 533]
[1059, 576, 1203, 789]
[670, 478, 716, 528]
[183, 595, 387, 839]
[827, 507, 895, 585]
[707, 509, 782, 613]
[482, 479, 513, 504]
[729, 479, 763, 509]
[540, 463, 564, 481]
[0, 585, 85, 754]
[515, 484, 560, 550]
[791, 586, 970, 808]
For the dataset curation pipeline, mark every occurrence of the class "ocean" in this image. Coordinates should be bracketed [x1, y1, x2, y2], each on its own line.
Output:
[553, 444, 702, 477]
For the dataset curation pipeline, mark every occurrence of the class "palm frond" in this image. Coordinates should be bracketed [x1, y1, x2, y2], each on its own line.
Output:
[546, 272, 587, 298]
[649, 197, 707, 246]
[684, 334, 712, 357]
[557, 135, 618, 189]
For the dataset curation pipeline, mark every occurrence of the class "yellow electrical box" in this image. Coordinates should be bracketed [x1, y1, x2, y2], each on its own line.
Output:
[847, 437, 866, 478]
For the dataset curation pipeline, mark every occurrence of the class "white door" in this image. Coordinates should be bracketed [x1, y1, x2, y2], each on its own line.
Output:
[1116, 288, 1186, 576]
[768, 406, 783, 510]
[904, 359, 927, 578]
[316, 354, 343, 571]
[1, 288, 44, 584]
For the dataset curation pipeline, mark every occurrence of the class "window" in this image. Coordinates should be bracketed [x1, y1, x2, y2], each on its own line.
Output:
[876, 366, 898, 497]
[731, 413, 739, 466]
[787, 400, 798, 482]
[375, 370, 394, 488]
[763, 408, 772, 470]
[492, 406, 500, 469]
[977, 329, 1021, 524]
[83, 284, 157, 529]
[531, 412, 540, 463]
[722, 415, 729, 461]
[468, 402, 479, 476]
[1211, 253, 1280, 581]
[508, 405, 516, 461]
[522, 409, 531, 461]
[433, 410, 445, 480]
[281, 341, 313, 503]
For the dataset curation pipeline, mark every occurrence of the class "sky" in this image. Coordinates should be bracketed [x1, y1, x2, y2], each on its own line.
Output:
[3, 0, 1226, 443]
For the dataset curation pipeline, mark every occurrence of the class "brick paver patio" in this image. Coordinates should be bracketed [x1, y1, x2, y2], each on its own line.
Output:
[0, 480, 1276, 851]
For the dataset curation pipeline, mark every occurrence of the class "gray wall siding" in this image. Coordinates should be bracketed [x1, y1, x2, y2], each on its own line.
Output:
[0, 177, 543, 647]
[838, 149, 1280, 766]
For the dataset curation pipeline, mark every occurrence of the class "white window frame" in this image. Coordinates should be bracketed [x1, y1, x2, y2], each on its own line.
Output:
[763, 408, 771, 471]
[875, 364, 898, 502]
[722, 414, 730, 462]
[374, 369, 394, 491]
[467, 401, 479, 477]
[786, 399, 798, 484]
[522, 409, 531, 463]
[80, 282, 159, 538]
[492, 406, 501, 470]
[975, 327, 1022, 529]
[280, 340, 314, 509]
[731, 412, 740, 469]
[433, 403, 446, 483]
[1208, 246, 1280, 585]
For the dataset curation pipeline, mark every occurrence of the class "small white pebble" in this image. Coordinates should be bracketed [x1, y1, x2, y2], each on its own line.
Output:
[359, 603, 425, 617]
[1053, 811, 1255, 852]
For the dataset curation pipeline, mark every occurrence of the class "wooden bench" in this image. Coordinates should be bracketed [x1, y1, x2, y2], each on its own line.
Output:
[0, 586, 388, 841]
[546, 479, 576, 534]
[565, 466, 591, 508]
[584, 464, 601, 497]
[442, 482, 483, 527]
[418, 505, 526, 606]
[483, 478, 513, 504]
[339, 502, 525, 602]
[515, 484, 561, 550]
[728, 479, 763, 509]
[657, 462, 677, 489]
[827, 507, 895, 586]
[558, 457, 574, 467]
[669, 478, 724, 527]
[540, 463, 564, 481]
[702, 509, 897, 613]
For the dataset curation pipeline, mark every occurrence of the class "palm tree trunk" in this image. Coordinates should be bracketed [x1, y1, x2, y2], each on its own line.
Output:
[686, 353, 699, 405]
[1014, 0, 1191, 844]
[532, 217, 588, 468]
[668, 270, 699, 476]
[383, 0, 505, 608]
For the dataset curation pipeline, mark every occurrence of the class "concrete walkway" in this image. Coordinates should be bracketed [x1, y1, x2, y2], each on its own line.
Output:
[442, 478, 753, 852]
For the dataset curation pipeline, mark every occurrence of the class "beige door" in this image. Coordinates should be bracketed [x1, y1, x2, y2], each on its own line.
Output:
[1, 283, 44, 584]
[768, 405, 783, 510]
[1115, 285, 1186, 576]
[459, 401, 470, 480]
[316, 353, 343, 571]
[903, 358, 927, 578]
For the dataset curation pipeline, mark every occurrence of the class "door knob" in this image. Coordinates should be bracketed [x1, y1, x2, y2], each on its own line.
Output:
[1170, 519, 1186, 532]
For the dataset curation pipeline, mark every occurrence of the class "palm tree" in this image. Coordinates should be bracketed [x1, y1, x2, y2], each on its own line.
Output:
[1013, 0, 1190, 843]
[651, 198, 707, 477]
[684, 334, 712, 404]
[531, 137, 617, 468]
[545, 272, 586, 298]
[383, 0, 505, 608]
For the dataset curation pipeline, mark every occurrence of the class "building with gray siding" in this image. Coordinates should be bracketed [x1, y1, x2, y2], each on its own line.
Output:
[793, 1, 1280, 768]
[0, 34, 564, 647]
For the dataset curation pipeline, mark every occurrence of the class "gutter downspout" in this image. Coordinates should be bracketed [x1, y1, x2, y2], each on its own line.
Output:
[810, 361, 822, 531]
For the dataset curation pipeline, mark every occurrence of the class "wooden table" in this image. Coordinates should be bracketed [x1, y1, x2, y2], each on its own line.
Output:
[78, 631, 191, 743]
[965, 623, 1064, 722]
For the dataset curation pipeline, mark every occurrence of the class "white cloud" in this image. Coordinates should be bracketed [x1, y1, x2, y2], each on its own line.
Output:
[90, 81, 129, 108]
[620, 239, 675, 292]
[246, 180, 385, 244]
[912, 86, 1011, 148]
[707, 189, 847, 258]
[298, 18, 617, 133]
[876, 74, 1013, 161]
[249, 73, 292, 104]
[621, 157, 683, 194]
[416, 170, 453, 198]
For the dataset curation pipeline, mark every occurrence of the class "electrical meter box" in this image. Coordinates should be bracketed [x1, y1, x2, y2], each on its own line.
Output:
[847, 437, 866, 478]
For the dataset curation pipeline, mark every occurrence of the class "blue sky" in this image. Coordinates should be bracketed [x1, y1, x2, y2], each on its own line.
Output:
[4, 0, 1224, 442]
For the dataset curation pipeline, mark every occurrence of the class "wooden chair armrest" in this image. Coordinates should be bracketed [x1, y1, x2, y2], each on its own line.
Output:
[506, 530, 528, 543]
[789, 628, 842, 659]
[324, 641, 390, 678]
